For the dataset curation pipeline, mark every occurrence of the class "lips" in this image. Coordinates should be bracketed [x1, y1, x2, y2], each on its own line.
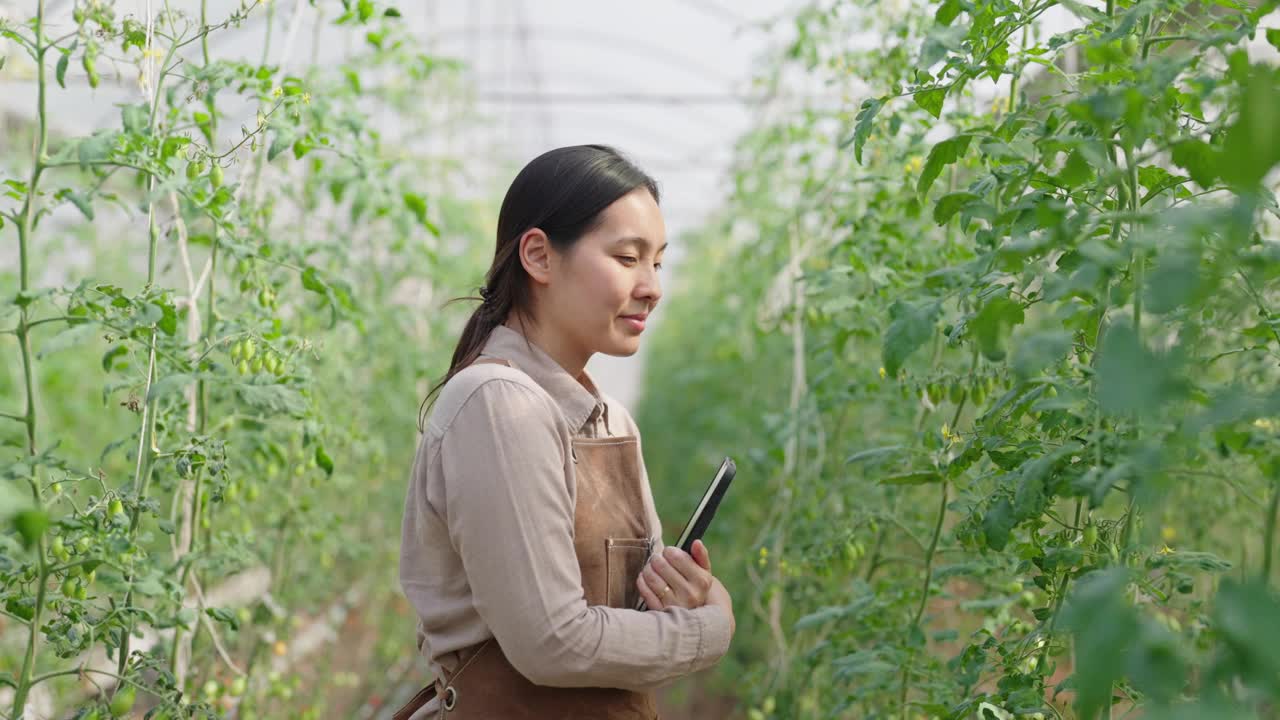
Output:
[621, 314, 647, 332]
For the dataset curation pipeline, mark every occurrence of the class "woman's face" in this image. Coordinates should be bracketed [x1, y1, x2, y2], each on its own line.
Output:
[536, 187, 666, 361]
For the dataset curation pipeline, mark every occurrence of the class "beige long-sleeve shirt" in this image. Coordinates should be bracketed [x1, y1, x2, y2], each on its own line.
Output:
[398, 323, 733, 698]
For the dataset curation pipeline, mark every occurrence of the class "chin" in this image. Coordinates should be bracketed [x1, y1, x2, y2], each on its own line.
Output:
[602, 335, 642, 357]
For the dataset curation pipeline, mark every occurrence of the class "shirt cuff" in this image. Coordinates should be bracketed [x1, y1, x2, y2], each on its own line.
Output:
[690, 604, 733, 672]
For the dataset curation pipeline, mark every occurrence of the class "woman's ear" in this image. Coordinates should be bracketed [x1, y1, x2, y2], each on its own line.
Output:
[518, 228, 553, 285]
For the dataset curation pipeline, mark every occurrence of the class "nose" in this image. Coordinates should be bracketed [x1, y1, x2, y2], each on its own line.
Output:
[637, 264, 662, 307]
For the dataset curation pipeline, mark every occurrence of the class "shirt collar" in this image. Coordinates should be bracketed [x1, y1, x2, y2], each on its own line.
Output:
[479, 324, 608, 435]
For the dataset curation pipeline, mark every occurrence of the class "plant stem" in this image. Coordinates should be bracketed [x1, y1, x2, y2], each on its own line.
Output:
[10, 1, 52, 716]
[116, 7, 169, 685]
[1264, 479, 1279, 585]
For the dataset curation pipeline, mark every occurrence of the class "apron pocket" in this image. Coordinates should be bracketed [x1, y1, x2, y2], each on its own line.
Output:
[605, 537, 653, 609]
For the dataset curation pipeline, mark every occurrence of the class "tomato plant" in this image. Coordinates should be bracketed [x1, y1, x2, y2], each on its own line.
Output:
[640, 1, 1280, 718]
[1, 1, 484, 717]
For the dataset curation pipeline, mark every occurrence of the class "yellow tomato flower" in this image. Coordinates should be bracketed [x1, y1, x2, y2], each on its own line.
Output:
[272, 86, 283, 98]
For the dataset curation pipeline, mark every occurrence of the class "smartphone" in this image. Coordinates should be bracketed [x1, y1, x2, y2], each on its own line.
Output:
[634, 456, 736, 612]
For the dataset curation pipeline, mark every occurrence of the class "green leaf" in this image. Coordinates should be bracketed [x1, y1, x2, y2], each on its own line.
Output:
[982, 497, 1014, 551]
[121, 103, 149, 135]
[882, 299, 939, 376]
[1011, 329, 1071, 380]
[1212, 579, 1280, 683]
[1170, 140, 1219, 188]
[1096, 321, 1183, 416]
[936, 0, 961, 26]
[155, 299, 178, 336]
[56, 51, 69, 88]
[268, 131, 295, 162]
[933, 191, 979, 224]
[206, 606, 241, 631]
[970, 295, 1025, 362]
[845, 445, 905, 465]
[315, 444, 334, 476]
[1220, 66, 1280, 189]
[1056, 148, 1094, 188]
[1266, 28, 1280, 50]
[841, 97, 883, 165]
[147, 373, 198, 403]
[101, 343, 126, 368]
[131, 575, 167, 596]
[66, 190, 94, 220]
[881, 470, 943, 485]
[1062, 568, 1138, 720]
[918, 134, 972, 196]
[13, 509, 49, 550]
[913, 87, 947, 118]
[236, 383, 307, 417]
[36, 322, 99, 358]
[77, 130, 116, 170]
[403, 192, 428, 225]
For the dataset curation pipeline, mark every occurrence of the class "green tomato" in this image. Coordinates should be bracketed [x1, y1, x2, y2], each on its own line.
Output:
[263, 354, 279, 375]
[229, 676, 247, 696]
[245, 483, 260, 501]
[949, 382, 964, 404]
[1083, 523, 1098, 548]
[76, 536, 92, 553]
[208, 163, 224, 188]
[108, 499, 125, 517]
[52, 536, 71, 562]
[83, 52, 99, 89]
[237, 360, 250, 376]
[80, 708, 100, 720]
[108, 685, 136, 717]
[250, 357, 263, 374]
[62, 577, 79, 598]
[243, 339, 256, 361]
[185, 160, 203, 180]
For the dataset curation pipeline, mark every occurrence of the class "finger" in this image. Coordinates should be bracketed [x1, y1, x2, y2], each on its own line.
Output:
[661, 547, 709, 588]
[642, 563, 679, 606]
[691, 540, 712, 572]
[651, 552, 696, 603]
[636, 573, 662, 611]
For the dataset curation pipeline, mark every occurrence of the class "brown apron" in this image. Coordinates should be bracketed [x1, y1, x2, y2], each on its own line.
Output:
[393, 356, 661, 720]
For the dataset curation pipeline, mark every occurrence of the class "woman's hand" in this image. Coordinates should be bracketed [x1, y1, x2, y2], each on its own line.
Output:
[636, 539, 716, 611]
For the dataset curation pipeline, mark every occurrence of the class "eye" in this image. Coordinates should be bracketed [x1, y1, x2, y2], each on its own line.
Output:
[617, 256, 639, 265]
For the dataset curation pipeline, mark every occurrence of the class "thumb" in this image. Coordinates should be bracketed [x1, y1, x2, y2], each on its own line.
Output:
[691, 539, 712, 571]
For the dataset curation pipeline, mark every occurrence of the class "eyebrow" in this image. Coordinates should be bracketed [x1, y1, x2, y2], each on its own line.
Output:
[615, 236, 668, 252]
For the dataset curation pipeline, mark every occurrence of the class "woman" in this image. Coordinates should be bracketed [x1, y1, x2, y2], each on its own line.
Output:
[396, 145, 736, 719]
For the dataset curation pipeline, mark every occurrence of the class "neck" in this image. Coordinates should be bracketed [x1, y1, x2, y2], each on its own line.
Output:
[503, 316, 592, 385]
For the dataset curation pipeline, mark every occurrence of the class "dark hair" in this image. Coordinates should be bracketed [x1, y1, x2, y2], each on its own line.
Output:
[417, 144, 660, 431]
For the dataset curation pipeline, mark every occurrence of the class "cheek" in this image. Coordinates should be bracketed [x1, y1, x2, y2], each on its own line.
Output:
[577, 259, 631, 307]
